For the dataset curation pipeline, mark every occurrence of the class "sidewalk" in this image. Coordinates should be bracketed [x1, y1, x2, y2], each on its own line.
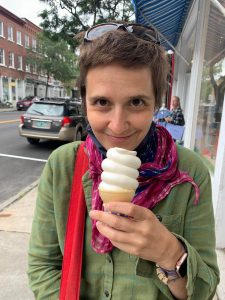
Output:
[0, 187, 37, 300]
[0, 185, 224, 300]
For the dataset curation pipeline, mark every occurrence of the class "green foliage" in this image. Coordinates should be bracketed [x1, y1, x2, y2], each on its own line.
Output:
[26, 32, 78, 95]
[38, 0, 135, 50]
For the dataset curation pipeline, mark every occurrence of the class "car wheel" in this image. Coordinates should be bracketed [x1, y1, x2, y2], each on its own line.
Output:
[27, 137, 40, 144]
[75, 129, 82, 141]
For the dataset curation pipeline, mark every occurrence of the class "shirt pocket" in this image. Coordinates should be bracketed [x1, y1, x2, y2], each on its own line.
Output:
[160, 214, 183, 235]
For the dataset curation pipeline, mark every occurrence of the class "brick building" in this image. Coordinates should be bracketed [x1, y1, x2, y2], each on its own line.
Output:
[0, 5, 66, 106]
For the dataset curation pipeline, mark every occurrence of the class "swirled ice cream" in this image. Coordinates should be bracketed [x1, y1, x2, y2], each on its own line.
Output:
[98, 147, 141, 203]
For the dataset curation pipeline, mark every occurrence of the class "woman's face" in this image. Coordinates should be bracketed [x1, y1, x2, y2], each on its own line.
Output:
[172, 97, 179, 108]
[86, 64, 155, 150]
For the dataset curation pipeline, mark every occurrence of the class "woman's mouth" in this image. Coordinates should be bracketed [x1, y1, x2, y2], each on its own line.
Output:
[106, 133, 135, 142]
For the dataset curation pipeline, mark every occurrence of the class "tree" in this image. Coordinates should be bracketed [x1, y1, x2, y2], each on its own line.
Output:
[38, 0, 135, 50]
[26, 32, 78, 97]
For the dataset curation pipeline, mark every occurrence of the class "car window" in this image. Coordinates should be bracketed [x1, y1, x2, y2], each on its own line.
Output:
[27, 103, 64, 116]
[68, 104, 79, 116]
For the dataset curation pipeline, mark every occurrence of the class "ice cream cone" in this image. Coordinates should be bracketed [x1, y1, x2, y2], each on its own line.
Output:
[99, 188, 134, 203]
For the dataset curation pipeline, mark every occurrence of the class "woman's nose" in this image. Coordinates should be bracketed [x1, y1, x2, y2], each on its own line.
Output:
[108, 108, 129, 134]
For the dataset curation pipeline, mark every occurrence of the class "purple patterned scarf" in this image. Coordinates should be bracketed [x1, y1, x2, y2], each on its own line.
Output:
[84, 124, 199, 254]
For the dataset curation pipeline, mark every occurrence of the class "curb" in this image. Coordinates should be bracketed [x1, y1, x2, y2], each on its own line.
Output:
[0, 180, 39, 212]
[0, 109, 17, 112]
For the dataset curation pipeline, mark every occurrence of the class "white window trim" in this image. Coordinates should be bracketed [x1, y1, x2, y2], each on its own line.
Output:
[26, 63, 31, 73]
[25, 34, 29, 48]
[9, 52, 15, 68]
[7, 26, 14, 42]
[16, 31, 22, 45]
[0, 48, 5, 65]
[32, 38, 37, 52]
[0, 21, 4, 37]
[17, 56, 23, 70]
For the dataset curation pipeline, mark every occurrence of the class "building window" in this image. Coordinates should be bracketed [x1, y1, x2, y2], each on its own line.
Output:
[0, 21, 4, 37]
[33, 64, 37, 74]
[8, 26, 13, 41]
[0, 48, 5, 65]
[18, 55, 23, 70]
[32, 38, 36, 51]
[17, 31, 22, 45]
[9, 52, 14, 67]
[26, 64, 31, 72]
[25, 34, 29, 48]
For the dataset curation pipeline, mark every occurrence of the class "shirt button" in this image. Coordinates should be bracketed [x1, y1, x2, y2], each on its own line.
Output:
[107, 256, 112, 263]
[104, 290, 110, 297]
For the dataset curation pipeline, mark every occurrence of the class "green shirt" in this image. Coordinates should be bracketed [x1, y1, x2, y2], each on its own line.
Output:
[28, 142, 219, 300]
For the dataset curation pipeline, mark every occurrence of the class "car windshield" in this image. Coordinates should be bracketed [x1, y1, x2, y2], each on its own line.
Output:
[27, 103, 64, 116]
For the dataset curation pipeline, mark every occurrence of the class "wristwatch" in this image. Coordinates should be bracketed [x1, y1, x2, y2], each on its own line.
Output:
[156, 251, 188, 285]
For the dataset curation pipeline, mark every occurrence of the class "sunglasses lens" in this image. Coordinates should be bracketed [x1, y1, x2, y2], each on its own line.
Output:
[85, 23, 160, 44]
[87, 24, 118, 41]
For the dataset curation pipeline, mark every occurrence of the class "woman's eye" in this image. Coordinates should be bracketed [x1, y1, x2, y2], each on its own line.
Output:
[130, 98, 145, 107]
[95, 99, 108, 107]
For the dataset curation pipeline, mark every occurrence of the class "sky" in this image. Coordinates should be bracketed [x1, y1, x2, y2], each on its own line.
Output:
[0, 0, 48, 27]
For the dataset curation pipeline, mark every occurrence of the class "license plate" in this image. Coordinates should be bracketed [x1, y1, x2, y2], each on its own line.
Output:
[32, 120, 51, 129]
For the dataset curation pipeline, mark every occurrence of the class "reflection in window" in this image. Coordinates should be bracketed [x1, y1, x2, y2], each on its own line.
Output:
[195, 1, 225, 169]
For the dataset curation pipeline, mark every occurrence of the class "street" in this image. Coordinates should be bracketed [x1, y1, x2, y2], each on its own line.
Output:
[0, 110, 65, 205]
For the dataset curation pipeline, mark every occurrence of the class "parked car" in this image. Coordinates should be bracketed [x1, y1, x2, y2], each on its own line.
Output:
[19, 98, 87, 144]
[16, 96, 39, 111]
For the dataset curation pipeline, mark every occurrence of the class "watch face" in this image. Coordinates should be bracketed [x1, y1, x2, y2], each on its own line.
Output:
[177, 254, 187, 277]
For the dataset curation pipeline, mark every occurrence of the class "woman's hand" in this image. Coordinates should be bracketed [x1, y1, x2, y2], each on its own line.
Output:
[165, 117, 172, 123]
[89, 202, 184, 268]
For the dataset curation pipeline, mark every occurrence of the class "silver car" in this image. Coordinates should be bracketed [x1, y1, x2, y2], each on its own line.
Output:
[19, 98, 87, 144]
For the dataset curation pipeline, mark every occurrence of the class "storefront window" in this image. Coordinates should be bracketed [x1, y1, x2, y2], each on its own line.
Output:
[195, 0, 225, 169]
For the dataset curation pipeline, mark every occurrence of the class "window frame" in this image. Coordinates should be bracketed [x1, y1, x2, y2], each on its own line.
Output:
[18, 55, 23, 70]
[16, 30, 22, 45]
[9, 52, 14, 68]
[7, 25, 13, 41]
[25, 34, 29, 48]
[0, 48, 5, 65]
[0, 21, 4, 37]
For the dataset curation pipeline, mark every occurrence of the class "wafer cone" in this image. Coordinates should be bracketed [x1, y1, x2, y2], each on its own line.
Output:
[99, 188, 134, 203]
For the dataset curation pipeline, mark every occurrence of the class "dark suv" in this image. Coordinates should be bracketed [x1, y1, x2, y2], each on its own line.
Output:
[19, 98, 87, 144]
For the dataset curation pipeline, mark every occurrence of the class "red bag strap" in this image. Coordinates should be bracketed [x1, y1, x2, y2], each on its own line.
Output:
[59, 143, 88, 300]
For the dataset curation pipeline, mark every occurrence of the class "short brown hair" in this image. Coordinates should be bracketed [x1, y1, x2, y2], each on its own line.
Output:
[78, 28, 169, 108]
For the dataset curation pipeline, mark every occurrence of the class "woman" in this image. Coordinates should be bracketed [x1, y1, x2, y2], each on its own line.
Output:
[28, 23, 219, 300]
[164, 96, 185, 126]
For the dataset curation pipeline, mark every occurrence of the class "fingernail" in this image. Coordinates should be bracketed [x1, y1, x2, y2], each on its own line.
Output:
[103, 203, 109, 212]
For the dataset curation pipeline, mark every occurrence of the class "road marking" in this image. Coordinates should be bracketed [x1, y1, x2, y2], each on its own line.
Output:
[0, 119, 20, 124]
[0, 153, 47, 162]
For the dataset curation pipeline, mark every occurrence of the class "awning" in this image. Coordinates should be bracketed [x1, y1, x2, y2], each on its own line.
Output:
[132, 0, 194, 50]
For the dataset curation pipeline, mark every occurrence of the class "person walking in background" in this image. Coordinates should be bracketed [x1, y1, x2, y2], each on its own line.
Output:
[27, 22, 219, 300]
[164, 96, 185, 126]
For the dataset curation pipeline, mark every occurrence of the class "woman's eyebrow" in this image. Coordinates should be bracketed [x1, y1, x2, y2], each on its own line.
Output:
[87, 95, 110, 102]
[128, 94, 154, 101]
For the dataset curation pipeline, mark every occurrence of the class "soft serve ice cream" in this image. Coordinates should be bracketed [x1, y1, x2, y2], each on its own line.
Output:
[98, 147, 141, 203]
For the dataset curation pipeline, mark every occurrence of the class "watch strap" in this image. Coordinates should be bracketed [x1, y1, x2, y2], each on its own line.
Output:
[156, 250, 188, 285]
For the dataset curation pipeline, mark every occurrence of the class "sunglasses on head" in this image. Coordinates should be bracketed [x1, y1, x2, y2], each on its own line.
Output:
[84, 22, 160, 44]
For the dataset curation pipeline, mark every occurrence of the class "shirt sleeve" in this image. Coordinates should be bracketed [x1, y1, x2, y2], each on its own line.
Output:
[176, 169, 220, 299]
[136, 158, 219, 299]
[27, 156, 62, 300]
